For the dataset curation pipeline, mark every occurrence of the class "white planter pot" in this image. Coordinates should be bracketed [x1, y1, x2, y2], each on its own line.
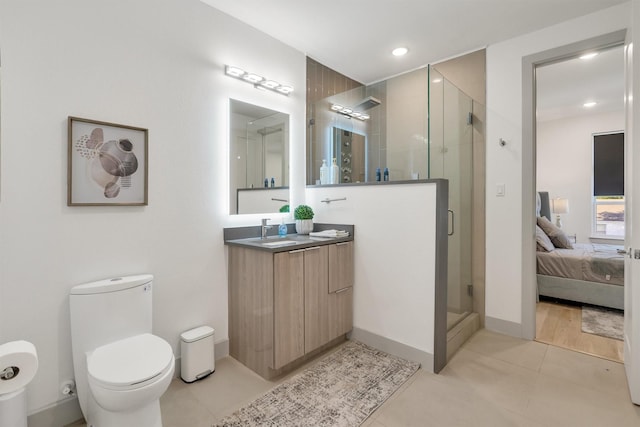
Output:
[295, 219, 314, 235]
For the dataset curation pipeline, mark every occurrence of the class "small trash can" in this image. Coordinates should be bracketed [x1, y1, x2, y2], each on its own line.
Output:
[180, 326, 215, 383]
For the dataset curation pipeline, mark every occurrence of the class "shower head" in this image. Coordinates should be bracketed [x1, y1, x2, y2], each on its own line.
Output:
[354, 96, 381, 111]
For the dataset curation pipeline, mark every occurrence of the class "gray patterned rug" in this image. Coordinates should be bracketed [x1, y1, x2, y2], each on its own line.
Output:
[214, 340, 420, 427]
[582, 306, 624, 341]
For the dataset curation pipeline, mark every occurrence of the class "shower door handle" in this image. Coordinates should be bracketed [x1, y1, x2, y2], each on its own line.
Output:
[448, 210, 455, 236]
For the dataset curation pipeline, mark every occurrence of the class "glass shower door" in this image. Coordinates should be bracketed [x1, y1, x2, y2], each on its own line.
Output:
[429, 67, 474, 330]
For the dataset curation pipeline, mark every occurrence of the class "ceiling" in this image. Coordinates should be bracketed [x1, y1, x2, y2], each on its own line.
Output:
[536, 45, 624, 122]
[201, 0, 626, 85]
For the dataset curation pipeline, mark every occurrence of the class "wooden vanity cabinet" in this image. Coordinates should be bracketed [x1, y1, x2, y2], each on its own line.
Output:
[228, 240, 354, 378]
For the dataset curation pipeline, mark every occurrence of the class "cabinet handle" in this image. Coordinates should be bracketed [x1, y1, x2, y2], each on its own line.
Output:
[335, 287, 351, 294]
[288, 249, 306, 254]
[336, 242, 350, 246]
[305, 246, 321, 251]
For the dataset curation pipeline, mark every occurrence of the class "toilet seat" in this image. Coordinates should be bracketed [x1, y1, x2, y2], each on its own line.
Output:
[88, 333, 173, 391]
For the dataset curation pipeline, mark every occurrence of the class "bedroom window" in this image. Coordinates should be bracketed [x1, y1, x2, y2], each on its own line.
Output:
[592, 132, 624, 238]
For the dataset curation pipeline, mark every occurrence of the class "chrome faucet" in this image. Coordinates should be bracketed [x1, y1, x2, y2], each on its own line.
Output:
[261, 218, 272, 239]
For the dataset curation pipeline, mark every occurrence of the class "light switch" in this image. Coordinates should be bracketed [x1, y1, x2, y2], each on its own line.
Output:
[496, 183, 505, 197]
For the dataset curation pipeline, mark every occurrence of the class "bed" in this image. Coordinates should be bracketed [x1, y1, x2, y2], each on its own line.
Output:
[536, 191, 625, 310]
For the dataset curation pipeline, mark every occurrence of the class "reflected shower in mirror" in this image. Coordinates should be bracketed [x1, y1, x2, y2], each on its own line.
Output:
[229, 99, 289, 215]
[332, 128, 366, 183]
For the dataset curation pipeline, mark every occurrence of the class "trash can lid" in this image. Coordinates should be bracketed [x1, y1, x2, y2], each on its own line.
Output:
[181, 326, 214, 343]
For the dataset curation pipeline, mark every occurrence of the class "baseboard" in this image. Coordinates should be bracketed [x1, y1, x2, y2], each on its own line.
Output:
[28, 338, 230, 426]
[27, 397, 83, 427]
[447, 313, 481, 362]
[215, 338, 229, 360]
[485, 316, 523, 338]
[349, 327, 434, 372]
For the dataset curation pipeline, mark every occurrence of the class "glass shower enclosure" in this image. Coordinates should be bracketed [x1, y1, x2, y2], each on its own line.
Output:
[428, 67, 474, 330]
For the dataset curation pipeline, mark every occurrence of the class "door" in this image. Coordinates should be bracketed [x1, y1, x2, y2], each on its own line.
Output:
[429, 68, 474, 327]
[624, 29, 640, 405]
[304, 245, 330, 353]
[273, 250, 305, 369]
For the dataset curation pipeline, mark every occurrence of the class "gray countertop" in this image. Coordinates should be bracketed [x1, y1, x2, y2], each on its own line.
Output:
[224, 223, 354, 253]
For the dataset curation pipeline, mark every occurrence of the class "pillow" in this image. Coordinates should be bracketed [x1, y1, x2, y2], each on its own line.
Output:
[535, 225, 555, 252]
[537, 216, 573, 249]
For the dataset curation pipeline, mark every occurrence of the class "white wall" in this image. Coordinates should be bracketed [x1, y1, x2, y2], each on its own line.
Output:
[537, 111, 624, 242]
[486, 3, 630, 330]
[306, 183, 438, 361]
[0, 0, 306, 414]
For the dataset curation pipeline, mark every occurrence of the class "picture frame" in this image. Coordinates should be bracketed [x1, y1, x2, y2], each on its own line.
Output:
[68, 116, 148, 206]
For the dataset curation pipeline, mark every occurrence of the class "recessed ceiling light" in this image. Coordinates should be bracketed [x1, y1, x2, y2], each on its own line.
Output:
[432, 78, 442, 83]
[580, 52, 599, 60]
[392, 47, 408, 57]
[583, 101, 597, 108]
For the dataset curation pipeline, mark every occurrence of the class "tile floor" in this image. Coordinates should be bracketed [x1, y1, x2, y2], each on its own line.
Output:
[68, 329, 640, 426]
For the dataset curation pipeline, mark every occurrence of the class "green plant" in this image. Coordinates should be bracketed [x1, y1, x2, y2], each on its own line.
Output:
[294, 204, 314, 220]
[279, 204, 290, 213]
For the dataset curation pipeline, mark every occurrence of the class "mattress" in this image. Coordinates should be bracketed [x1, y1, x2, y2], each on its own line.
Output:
[536, 243, 625, 286]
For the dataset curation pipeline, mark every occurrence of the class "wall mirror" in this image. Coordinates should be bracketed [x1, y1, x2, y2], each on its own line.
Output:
[229, 99, 290, 215]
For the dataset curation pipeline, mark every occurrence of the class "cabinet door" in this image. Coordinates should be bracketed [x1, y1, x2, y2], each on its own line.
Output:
[304, 245, 330, 353]
[273, 249, 305, 369]
[329, 287, 353, 337]
[328, 241, 354, 293]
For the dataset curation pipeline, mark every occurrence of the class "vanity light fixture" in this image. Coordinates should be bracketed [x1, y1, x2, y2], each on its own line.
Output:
[224, 65, 294, 96]
[583, 101, 597, 108]
[329, 103, 370, 121]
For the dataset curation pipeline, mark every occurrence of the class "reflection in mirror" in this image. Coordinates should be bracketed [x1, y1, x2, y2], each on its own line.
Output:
[229, 99, 289, 215]
[332, 127, 366, 183]
[307, 59, 430, 185]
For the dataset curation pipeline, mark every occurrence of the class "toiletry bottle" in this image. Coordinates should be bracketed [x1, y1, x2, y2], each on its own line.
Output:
[271, 177, 275, 187]
[264, 178, 268, 188]
[330, 158, 339, 184]
[375, 167, 381, 182]
[278, 218, 287, 237]
[320, 159, 328, 185]
[383, 167, 389, 181]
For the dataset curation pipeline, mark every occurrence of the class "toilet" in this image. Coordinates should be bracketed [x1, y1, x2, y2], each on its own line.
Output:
[70, 274, 174, 427]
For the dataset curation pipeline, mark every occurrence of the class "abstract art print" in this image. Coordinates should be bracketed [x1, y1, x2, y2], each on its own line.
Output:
[68, 117, 148, 206]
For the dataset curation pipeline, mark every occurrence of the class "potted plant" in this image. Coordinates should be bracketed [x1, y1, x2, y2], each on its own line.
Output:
[294, 204, 314, 234]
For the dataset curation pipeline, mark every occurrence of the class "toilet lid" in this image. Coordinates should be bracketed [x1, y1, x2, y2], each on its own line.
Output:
[88, 333, 173, 388]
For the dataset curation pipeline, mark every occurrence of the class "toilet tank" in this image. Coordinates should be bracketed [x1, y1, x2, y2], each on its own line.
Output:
[70, 274, 154, 355]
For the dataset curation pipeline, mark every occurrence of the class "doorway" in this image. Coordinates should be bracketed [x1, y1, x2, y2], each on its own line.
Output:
[529, 38, 626, 362]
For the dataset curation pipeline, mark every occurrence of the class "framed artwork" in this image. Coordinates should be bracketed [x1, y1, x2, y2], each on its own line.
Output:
[68, 116, 148, 206]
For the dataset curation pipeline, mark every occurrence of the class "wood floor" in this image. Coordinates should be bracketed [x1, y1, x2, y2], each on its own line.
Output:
[536, 300, 624, 363]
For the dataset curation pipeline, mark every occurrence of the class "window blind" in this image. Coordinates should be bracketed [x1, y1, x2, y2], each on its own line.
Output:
[593, 132, 624, 196]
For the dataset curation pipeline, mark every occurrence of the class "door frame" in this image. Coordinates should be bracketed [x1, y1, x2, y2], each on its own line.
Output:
[521, 30, 627, 340]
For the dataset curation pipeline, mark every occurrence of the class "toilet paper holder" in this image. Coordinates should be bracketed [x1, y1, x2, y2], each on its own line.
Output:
[1, 366, 19, 381]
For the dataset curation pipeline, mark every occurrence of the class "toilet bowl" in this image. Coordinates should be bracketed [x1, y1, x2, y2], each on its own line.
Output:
[88, 334, 174, 413]
[70, 274, 174, 427]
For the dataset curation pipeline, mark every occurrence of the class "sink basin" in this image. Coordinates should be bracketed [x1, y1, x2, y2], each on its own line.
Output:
[261, 240, 298, 248]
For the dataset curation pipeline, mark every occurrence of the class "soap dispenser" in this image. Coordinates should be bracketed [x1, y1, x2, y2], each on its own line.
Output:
[330, 158, 339, 184]
[278, 218, 287, 238]
[320, 159, 328, 185]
